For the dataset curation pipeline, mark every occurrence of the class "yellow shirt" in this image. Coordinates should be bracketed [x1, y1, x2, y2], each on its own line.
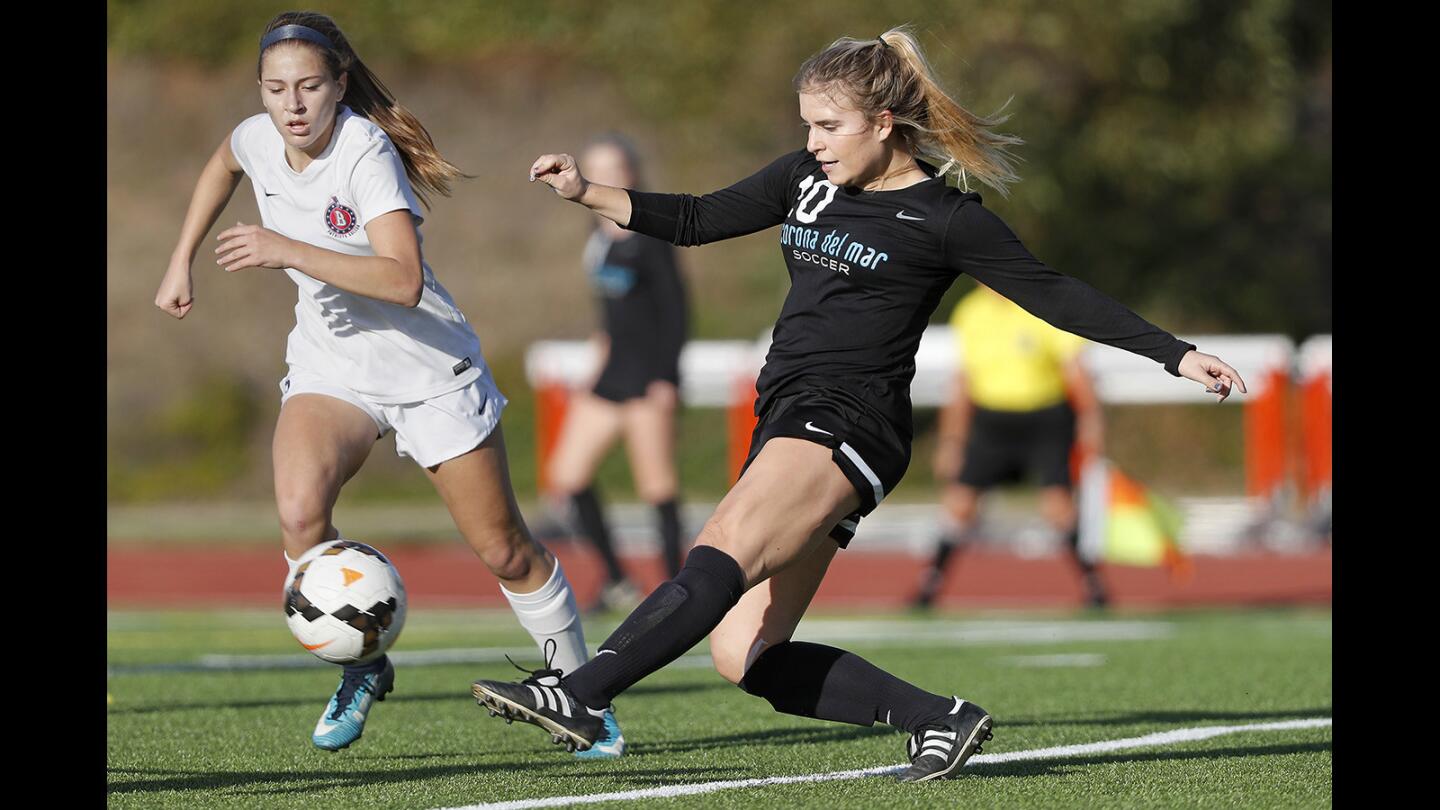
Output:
[951, 288, 1087, 412]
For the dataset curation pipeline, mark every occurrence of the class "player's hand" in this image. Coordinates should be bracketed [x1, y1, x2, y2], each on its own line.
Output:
[215, 222, 295, 272]
[529, 153, 588, 201]
[1178, 350, 1248, 403]
[154, 256, 195, 319]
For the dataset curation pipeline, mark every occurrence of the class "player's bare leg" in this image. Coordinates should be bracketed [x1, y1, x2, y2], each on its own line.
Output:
[430, 425, 627, 757]
[271, 394, 379, 563]
[622, 381, 685, 576]
[913, 483, 982, 609]
[472, 438, 854, 750]
[548, 394, 634, 607]
[1039, 484, 1106, 607]
[426, 424, 588, 673]
[271, 394, 391, 751]
[711, 520, 992, 782]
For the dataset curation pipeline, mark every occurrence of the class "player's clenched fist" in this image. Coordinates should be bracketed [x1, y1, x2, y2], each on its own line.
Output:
[154, 256, 195, 319]
[529, 153, 588, 201]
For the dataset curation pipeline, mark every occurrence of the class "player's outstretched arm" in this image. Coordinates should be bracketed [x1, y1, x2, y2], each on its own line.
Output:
[530, 153, 633, 226]
[947, 202, 1248, 402]
[156, 136, 245, 319]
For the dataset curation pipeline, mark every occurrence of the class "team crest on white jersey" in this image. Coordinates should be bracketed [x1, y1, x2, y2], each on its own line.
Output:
[325, 196, 359, 237]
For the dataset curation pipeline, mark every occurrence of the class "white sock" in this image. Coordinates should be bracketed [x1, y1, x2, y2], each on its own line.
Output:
[283, 552, 302, 590]
[498, 558, 588, 677]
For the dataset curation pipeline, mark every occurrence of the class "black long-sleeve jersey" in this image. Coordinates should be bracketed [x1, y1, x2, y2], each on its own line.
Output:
[623, 149, 1194, 438]
[585, 229, 688, 388]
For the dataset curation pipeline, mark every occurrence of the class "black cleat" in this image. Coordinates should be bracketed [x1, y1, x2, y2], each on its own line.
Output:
[898, 698, 993, 782]
[472, 643, 605, 753]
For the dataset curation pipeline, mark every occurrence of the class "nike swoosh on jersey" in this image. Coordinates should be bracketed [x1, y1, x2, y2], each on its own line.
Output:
[804, 421, 834, 436]
[895, 211, 925, 221]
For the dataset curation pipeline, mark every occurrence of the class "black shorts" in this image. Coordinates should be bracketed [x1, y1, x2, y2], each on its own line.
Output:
[592, 360, 675, 403]
[957, 403, 1076, 489]
[737, 384, 910, 549]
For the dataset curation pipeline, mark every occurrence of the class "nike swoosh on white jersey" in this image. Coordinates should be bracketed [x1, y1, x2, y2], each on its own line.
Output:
[804, 421, 834, 436]
[895, 211, 925, 221]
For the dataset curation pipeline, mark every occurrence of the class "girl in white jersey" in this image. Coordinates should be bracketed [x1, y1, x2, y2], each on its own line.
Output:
[153, 11, 624, 757]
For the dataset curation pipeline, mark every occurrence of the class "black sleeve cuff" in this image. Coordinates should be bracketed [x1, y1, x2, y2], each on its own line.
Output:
[1164, 341, 1197, 377]
[623, 189, 684, 243]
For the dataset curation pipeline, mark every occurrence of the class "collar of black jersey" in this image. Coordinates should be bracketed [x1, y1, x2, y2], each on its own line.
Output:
[842, 157, 946, 196]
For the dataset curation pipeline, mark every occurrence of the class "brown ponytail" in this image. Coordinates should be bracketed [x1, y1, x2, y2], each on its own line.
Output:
[260, 11, 469, 208]
[794, 25, 1023, 196]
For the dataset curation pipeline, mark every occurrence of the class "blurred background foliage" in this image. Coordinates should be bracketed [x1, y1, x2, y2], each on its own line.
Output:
[107, 0, 1329, 505]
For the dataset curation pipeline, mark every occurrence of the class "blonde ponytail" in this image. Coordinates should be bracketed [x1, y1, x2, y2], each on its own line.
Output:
[795, 25, 1023, 196]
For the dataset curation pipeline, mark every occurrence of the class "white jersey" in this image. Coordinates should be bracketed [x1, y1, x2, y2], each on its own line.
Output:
[229, 107, 483, 404]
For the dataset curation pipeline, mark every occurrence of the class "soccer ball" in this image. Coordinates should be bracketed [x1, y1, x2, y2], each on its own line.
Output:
[284, 539, 407, 665]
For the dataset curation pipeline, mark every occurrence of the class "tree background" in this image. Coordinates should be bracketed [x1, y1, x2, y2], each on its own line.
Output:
[107, 0, 1331, 505]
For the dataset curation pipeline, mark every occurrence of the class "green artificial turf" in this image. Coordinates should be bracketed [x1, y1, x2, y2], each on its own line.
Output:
[108, 608, 1331, 808]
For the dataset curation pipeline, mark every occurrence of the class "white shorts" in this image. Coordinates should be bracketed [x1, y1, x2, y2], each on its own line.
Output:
[279, 366, 509, 468]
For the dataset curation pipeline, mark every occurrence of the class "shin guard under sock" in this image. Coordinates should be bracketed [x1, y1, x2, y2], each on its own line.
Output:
[564, 545, 746, 709]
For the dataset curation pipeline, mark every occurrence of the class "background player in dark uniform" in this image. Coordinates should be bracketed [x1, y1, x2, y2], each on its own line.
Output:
[547, 134, 691, 610]
[913, 283, 1109, 610]
[475, 27, 1245, 782]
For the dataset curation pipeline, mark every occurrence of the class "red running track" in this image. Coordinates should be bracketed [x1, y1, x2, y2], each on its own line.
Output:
[108, 542, 1330, 610]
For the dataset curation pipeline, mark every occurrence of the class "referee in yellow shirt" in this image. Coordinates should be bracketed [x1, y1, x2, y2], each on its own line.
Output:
[914, 283, 1109, 608]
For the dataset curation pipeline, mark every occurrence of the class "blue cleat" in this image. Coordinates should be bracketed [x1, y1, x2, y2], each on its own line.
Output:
[573, 707, 625, 758]
[312, 656, 395, 751]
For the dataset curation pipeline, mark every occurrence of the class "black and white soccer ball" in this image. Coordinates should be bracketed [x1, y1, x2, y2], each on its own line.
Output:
[284, 539, 407, 664]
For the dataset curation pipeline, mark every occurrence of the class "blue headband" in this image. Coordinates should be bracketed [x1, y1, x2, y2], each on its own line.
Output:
[260, 24, 335, 54]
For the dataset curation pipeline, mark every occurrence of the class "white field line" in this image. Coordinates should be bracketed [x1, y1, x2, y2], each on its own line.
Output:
[108, 619, 1172, 675]
[106, 648, 716, 675]
[437, 718, 1332, 810]
[997, 653, 1106, 668]
[795, 618, 1173, 645]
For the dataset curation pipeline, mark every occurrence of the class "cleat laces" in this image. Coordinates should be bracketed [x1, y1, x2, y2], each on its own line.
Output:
[329, 669, 375, 721]
[504, 638, 565, 687]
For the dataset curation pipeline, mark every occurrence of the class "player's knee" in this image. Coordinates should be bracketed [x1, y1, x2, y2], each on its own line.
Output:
[275, 492, 331, 544]
[1039, 493, 1076, 527]
[469, 526, 536, 581]
[547, 462, 583, 497]
[945, 491, 979, 523]
[709, 635, 749, 685]
[694, 513, 738, 556]
[637, 479, 677, 505]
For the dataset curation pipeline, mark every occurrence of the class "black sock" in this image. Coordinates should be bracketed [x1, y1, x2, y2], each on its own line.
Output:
[656, 499, 685, 577]
[571, 487, 625, 584]
[1065, 528, 1107, 599]
[740, 641, 954, 733]
[916, 524, 976, 604]
[564, 545, 746, 709]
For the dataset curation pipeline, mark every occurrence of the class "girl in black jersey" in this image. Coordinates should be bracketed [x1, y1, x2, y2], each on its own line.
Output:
[475, 27, 1245, 781]
[547, 135, 690, 608]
